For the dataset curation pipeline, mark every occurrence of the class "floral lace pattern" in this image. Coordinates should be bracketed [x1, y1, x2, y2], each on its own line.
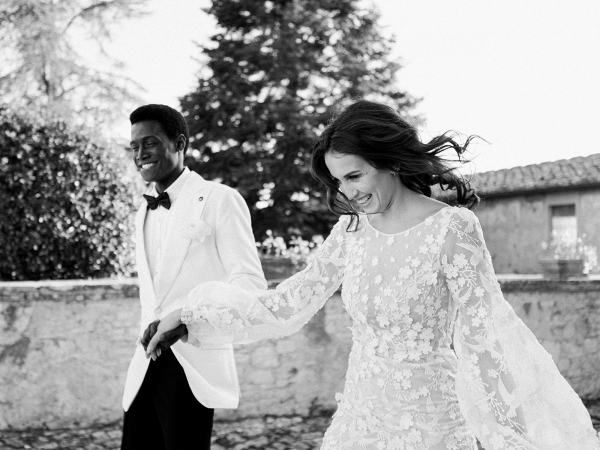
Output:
[182, 207, 600, 449]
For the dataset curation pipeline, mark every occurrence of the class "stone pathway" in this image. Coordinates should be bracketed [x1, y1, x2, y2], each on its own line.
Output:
[2, 404, 599, 450]
[0, 412, 331, 450]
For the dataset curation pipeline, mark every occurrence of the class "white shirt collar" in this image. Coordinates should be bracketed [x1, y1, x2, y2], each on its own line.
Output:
[147, 167, 191, 205]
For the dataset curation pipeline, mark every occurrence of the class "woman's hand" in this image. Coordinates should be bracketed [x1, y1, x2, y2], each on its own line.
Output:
[146, 308, 184, 360]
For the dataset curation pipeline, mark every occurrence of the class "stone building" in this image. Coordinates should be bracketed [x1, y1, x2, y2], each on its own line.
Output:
[470, 153, 600, 274]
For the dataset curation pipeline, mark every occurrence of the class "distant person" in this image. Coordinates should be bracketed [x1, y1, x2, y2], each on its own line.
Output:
[146, 100, 600, 449]
[120, 104, 266, 450]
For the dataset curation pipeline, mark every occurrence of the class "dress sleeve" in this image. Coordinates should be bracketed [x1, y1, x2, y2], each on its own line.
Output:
[442, 208, 600, 450]
[180, 216, 348, 346]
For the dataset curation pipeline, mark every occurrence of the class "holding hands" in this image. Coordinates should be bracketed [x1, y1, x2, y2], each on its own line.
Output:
[143, 309, 187, 360]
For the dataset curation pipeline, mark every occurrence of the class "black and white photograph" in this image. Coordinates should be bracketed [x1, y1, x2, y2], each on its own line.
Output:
[1, 0, 600, 449]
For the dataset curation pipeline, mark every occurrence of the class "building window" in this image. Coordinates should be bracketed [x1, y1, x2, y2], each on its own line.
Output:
[550, 204, 577, 242]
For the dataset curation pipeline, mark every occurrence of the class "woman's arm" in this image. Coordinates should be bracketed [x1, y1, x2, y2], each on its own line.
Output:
[443, 208, 599, 449]
[147, 216, 349, 358]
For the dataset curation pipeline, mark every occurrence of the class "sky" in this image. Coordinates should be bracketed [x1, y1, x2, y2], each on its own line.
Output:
[108, 0, 600, 174]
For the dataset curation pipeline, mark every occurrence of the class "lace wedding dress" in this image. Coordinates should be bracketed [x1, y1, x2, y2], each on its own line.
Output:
[181, 206, 600, 449]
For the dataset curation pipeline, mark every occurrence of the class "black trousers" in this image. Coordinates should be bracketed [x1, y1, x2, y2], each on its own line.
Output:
[121, 348, 214, 450]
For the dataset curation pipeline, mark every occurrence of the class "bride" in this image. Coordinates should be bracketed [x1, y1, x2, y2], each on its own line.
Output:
[146, 100, 600, 449]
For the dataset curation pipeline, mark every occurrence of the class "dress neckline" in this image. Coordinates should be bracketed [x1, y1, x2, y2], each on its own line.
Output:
[365, 205, 452, 237]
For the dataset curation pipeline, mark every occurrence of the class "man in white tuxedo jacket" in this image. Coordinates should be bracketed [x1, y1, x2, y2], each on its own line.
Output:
[121, 104, 267, 450]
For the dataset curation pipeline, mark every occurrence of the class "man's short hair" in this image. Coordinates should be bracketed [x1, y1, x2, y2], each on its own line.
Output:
[130, 104, 189, 153]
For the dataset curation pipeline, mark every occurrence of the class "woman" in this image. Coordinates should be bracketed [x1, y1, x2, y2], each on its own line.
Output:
[147, 100, 600, 449]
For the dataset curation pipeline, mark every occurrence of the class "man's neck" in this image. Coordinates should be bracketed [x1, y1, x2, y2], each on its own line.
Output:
[155, 167, 185, 193]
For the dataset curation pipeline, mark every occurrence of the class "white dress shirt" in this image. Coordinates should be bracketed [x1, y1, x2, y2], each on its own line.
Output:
[144, 167, 191, 283]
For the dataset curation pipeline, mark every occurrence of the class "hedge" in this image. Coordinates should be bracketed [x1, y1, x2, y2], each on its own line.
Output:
[0, 108, 137, 280]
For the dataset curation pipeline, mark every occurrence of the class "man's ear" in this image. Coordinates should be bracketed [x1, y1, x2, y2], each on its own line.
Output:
[176, 134, 187, 152]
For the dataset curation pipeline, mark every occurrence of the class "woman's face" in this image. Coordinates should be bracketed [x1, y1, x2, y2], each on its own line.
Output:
[324, 151, 398, 214]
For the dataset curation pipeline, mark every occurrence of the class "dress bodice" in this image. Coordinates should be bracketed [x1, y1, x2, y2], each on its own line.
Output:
[342, 208, 455, 364]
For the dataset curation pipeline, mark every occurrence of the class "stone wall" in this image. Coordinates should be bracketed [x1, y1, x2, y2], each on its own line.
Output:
[475, 188, 600, 274]
[0, 280, 139, 429]
[500, 276, 600, 398]
[1, 277, 599, 429]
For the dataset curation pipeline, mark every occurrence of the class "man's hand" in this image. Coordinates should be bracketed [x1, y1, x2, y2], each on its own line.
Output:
[146, 308, 185, 360]
[140, 320, 160, 351]
[153, 323, 188, 355]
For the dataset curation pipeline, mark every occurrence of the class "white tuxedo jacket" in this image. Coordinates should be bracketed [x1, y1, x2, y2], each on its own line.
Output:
[122, 170, 266, 411]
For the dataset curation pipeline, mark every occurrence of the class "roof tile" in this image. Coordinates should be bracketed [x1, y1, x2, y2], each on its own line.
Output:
[471, 153, 600, 197]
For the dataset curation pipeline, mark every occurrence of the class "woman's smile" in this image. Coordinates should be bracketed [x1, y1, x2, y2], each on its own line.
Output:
[354, 194, 373, 208]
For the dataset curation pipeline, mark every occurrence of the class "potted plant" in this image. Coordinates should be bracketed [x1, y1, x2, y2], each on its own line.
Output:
[539, 232, 598, 280]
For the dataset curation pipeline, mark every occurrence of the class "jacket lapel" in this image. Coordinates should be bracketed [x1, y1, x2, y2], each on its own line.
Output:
[153, 173, 211, 305]
[135, 200, 156, 303]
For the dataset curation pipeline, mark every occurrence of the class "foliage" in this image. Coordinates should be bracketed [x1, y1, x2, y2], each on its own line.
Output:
[0, 108, 138, 281]
[257, 231, 324, 279]
[181, 0, 418, 242]
[257, 230, 323, 263]
[541, 232, 598, 274]
[0, 0, 147, 130]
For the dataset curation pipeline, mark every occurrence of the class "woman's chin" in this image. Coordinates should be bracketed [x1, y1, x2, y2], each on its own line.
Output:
[359, 201, 378, 215]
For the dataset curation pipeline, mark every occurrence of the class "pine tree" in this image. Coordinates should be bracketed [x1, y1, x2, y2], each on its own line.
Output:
[181, 0, 417, 241]
[0, 0, 147, 130]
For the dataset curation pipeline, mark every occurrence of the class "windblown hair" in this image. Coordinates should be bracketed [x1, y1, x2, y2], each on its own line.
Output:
[311, 100, 479, 230]
[129, 104, 189, 153]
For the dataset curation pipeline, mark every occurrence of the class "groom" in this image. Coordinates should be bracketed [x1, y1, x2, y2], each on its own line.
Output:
[121, 104, 267, 449]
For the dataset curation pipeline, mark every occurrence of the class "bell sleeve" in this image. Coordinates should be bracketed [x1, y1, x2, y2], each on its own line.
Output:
[180, 216, 348, 346]
[442, 208, 600, 449]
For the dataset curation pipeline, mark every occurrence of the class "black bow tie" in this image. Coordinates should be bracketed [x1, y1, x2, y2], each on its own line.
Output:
[144, 191, 171, 210]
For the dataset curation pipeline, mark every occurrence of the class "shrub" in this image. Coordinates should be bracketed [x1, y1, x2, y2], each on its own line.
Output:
[0, 108, 137, 280]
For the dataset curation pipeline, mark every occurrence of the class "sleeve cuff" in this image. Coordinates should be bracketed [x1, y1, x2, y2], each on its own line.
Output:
[180, 305, 198, 325]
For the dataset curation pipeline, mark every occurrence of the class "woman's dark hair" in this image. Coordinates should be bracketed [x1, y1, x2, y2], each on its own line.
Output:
[129, 104, 189, 153]
[311, 100, 479, 229]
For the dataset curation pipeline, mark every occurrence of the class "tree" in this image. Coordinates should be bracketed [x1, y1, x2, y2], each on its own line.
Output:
[181, 0, 418, 242]
[0, 108, 137, 281]
[0, 0, 147, 130]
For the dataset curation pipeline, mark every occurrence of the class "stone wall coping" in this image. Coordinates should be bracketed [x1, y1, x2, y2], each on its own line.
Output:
[1, 275, 599, 302]
[0, 278, 138, 289]
[0, 278, 139, 304]
[496, 274, 600, 292]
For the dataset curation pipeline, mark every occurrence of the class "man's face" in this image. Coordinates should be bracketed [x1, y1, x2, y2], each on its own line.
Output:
[130, 120, 182, 187]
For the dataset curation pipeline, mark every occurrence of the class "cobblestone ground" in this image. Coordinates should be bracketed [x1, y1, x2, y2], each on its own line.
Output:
[0, 412, 331, 450]
[2, 403, 599, 450]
